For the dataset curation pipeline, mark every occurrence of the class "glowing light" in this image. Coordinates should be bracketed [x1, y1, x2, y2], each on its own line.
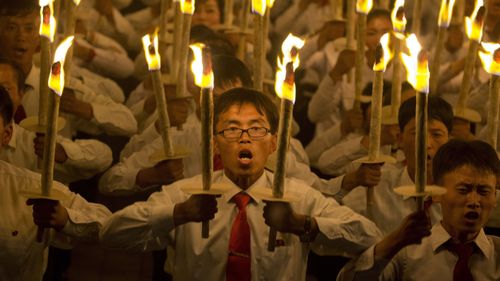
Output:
[266, 0, 275, 8]
[48, 36, 74, 96]
[391, 0, 407, 34]
[401, 34, 429, 93]
[373, 33, 393, 71]
[437, 0, 456, 27]
[190, 43, 214, 89]
[356, 0, 373, 14]
[275, 34, 305, 102]
[252, 0, 266, 15]
[479, 42, 500, 75]
[465, 0, 485, 42]
[179, 0, 195, 14]
[39, 0, 56, 42]
[142, 31, 161, 71]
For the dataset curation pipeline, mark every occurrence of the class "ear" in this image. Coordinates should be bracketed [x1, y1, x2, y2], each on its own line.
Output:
[1, 123, 13, 147]
[270, 133, 277, 153]
[213, 136, 220, 155]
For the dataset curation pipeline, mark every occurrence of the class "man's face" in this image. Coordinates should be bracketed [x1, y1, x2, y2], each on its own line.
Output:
[365, 16, 392, 51]
[0, 64, 22, 111]
[399, 118, 449, 183]
[192, 0, 221, 28]
[214, 103, 277, 186]
[0, 12, 39, 74]
[438, 165, 497, 242]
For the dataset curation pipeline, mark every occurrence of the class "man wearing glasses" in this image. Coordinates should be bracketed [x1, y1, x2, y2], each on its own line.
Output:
[100, 88, 381, 281]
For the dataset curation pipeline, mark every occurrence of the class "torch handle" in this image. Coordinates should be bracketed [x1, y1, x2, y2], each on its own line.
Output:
[36, 227, 48, 243]
[267, 228, 277, 251]
[202, 221, 209, 238]
[366, 187, 375, 206]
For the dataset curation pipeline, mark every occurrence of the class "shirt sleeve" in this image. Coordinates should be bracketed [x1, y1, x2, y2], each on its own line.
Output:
[99, 181, 190, 252]
[305, 123, 343, 167]
[317, 135, 366, 176]
[120, 122, 160, 160]
[308, 76, 344, 123]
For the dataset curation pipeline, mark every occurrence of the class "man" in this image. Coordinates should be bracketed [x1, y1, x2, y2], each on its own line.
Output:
[337, 139, 499, 280]
[329, 96, 453, 235]
[0, 87, 111, 281]
[100, 88, 381, 280]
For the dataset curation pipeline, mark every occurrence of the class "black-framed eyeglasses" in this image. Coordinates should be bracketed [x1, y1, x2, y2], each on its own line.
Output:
[217, 127, 271, 141]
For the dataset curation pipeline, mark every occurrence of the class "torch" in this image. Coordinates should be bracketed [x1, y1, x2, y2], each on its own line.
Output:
[346, 0, 356, 82]
[37, 36, 75, 242]
[355, 33, 397, 206]
[411, 0, 422, 36]
[266, 34, 304, 251]
[175, 0, 195, 102]
[390, 0, 407, 119]
[172, 0, 183, 79]
[397, 34, 446, 209]
[429, 0, 456, 95]
[478, 42, 500, 149]
[456, 0, 485, 122]
[252, 0, 267, 91]
[330, 0, 344, 21]
[237, 0, 251, 61]
[354, 0, 373, 110]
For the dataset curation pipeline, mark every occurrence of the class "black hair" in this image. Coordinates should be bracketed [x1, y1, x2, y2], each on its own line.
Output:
[214, 88, 279, 134]
[0, 59, 25, 92]
[190, 24, 235, 56]
[0, 86, 14, 125]
[195, 0, 224, 23]
[213, 55, 252, 88]
[433, 139, 500, 185]
[367, 9, 391, 24]
[0, 0, 37, 17]
[398, 95, 454, 132]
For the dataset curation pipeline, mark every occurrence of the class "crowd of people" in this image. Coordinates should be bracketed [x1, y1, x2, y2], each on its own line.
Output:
[0, 0, 499, 280]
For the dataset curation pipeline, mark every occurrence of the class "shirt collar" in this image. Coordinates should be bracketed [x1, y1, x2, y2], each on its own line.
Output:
[7, 123, 18, 149]
[25, 65, 38, 91]
[217, 170, 271, 205]
[398, 167, 416, 201]
[431, 223, 493, 259]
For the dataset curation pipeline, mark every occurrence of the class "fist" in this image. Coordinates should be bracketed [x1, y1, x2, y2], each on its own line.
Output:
[355, 163, 383, 187]
[60, 90, 93, 120]
[341, 108, 365, 136]
[27, 199, 69, 231]
[263, 201, 301, 234]
[330, 49, 356, 80]
[33, 134, 68, 163]
[154, 158, 184, 184]
[174, 194, 219, 226]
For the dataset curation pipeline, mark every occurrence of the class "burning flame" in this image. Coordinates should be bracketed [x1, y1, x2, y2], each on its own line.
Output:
[401, 34, 429, 93]
[179, 0, 195, 14]
[373, 33, 393, 71]
[479, 42, 500, 75]
[190, 43, 214, 89]
[275, 34, 305, 103]
[465, 0, 485, 42]
[391, 0, 407, 34]
[39, 0, 56, 42]
[356, 0, 373, 14]
[437, 0, 456, 27]
[252, 0, 267, 15]
[142, 31, 161, 71]
[267, 0, 275, 8]
[48, 36, 74, 96]
[72, 0, 81, 5]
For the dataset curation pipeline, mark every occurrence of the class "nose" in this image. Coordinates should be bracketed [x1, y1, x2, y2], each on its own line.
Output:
[238, 130, 251, 143]
[466, 190, 481, 209]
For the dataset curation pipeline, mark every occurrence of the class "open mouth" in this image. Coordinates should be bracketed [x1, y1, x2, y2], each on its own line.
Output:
[464, 211, 479, 221]
[238, 149, 253, 165]
[13, 47, 27, 57]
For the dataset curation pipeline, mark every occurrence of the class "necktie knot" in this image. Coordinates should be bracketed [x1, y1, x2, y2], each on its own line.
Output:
[449, 242, 474, 259]
[448, 241, 475, 281]
[233, 193, 251, 210]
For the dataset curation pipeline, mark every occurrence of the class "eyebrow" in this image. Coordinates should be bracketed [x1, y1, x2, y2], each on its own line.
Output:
[222, 118, 268, 126]
[456, 183, 494, 190]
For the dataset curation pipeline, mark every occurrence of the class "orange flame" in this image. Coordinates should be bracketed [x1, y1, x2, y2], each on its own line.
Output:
[252, 0, 266, 15]
[48, 36, 74, 96]
[401, 34, 429, 93]
[180, 0, 195, 14]
[479, 42, 500, 75]
[373, 33, 393, 71]
[275, 34, 305, 103]
[266, 0, 275, 8]
[356, 0, 373, 14]
[391, 0, 406, 34]
[72, 0, 81, 5]
[142, 31, 161, 71]
[39, 0, 56, 42]
[438, 0, 456, 27]
[465, 0, 485, 42]
[190, 43, 214, 89]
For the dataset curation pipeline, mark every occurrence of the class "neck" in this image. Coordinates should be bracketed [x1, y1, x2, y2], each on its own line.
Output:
[441, 221, 480, 244]
[225, 170, 263, 190]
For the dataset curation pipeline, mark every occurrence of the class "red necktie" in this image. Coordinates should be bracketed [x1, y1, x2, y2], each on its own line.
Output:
[13, 105, 27, 124]
[449, 242, 474, 281]
[226, 193, 251, 281]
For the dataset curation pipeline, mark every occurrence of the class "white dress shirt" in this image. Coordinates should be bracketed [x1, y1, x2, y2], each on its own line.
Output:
[100, 170, 382, 280]
[71, 65, 125, 103]
[0, 124, 112, 185]
[0, 160, 111, 281]
[22, 65, 138, 137]
[340, 164, 442, 235]
[337, 223, 500, 281]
